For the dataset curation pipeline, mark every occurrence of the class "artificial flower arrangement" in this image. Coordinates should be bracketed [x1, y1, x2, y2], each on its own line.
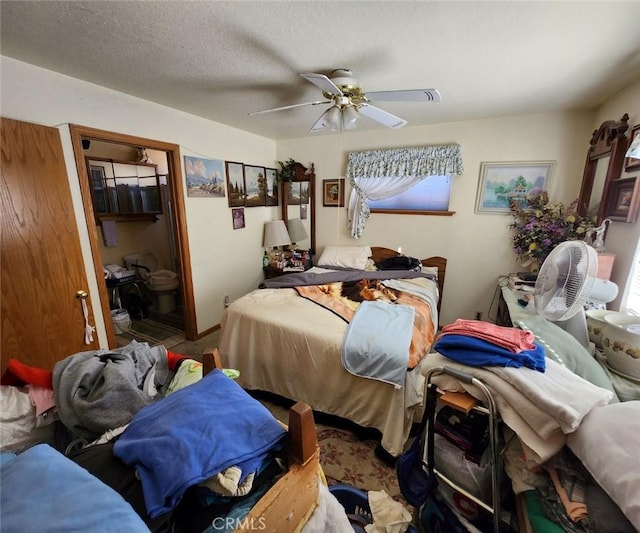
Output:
[509, 190, 597, 269]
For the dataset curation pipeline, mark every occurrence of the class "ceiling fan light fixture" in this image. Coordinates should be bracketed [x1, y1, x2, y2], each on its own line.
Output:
[325, 105, 342, 132]
[342, 105, 359, 130]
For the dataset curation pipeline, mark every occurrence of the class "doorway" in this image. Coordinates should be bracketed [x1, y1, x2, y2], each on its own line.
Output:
[69, 125, 196, 347]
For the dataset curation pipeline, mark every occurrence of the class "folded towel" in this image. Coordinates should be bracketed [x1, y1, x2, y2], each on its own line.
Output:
[439, 318, 536, 352]
[433, 334, 546, 372]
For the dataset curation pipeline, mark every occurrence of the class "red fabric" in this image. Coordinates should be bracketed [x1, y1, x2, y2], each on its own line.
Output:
[167, 350, 189, 371]
[1, 358, 53, 389]
[437, 318, 536, 353]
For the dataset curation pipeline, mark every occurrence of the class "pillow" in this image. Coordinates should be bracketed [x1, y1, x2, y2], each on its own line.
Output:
[317, 245, 372, 270]
[567, 402, 640, 530]
[514, 315, 618, 399]
[421, 265, 439, 278]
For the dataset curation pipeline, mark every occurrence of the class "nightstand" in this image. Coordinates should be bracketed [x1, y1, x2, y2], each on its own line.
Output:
[263, 264, 310, 279]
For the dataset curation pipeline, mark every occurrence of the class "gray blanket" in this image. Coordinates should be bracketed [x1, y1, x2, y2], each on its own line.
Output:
[53, 340, 169, 439]
[260, 268, 434, 289]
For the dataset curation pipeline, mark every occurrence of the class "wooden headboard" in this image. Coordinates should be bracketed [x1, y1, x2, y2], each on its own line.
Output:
[370, 246, 447, 318]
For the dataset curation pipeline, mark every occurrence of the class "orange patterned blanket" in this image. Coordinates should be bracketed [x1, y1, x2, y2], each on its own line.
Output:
[295, 279, 434, 368]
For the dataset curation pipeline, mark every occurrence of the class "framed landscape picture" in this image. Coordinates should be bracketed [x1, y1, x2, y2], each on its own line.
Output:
[244, 165, 267, 207]
[265, 167, 279, 206]
[184, 156, 226, 198]
[225, 161, 246, 207]
[475, 161, 555, 214]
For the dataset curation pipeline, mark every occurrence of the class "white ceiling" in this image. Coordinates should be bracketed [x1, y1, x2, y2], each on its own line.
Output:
[2, 1, 640, 140]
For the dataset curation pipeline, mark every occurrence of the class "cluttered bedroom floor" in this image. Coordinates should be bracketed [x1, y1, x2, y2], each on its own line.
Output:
[116, 324, 405, 504]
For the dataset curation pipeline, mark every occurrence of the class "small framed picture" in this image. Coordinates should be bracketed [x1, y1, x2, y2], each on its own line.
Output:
[625, 124, 640, 172]
[604, 177, 640, 223]
[231, 207, 245, 229]
[300, 204, 308, 220]
[323, 179, 345, 207]
[475, 161, 555, 214]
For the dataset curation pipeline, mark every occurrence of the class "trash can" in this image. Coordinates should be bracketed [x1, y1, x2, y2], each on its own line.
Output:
[111, 308, 131, 333]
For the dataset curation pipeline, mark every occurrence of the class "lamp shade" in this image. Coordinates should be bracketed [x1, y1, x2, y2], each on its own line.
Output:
[287, 218, 308, 243]
[263, 220, 291, 248]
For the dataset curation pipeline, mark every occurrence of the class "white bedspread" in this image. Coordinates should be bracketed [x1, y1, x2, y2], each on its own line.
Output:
[219, 279, 439, 457]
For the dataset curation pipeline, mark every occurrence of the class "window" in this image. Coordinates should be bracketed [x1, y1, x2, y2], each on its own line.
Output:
[622, 238, 640, 316]
[346, 144, 463, 238]
[367, 175, 452, 212]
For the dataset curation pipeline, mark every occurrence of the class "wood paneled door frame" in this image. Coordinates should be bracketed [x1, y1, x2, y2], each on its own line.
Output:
[69, 125, 196, 345]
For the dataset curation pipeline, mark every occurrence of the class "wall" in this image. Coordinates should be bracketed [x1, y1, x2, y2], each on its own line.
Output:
[278, 111, 596, 325]
[590, 79, 640, 310]
[4, 54, 637, 339]
[1, 57, 278, 343]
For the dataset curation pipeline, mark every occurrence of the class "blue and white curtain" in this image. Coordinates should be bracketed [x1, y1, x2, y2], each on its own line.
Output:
[346, 145, 464, 238]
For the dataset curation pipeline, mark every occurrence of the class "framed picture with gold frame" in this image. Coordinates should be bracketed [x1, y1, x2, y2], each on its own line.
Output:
[322, 179, 345, 207]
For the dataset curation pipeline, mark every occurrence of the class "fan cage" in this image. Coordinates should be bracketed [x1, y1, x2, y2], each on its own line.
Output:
[534, 241, 597, 321]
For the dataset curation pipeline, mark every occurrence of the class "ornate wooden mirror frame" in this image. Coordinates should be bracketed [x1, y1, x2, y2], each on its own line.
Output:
[281, 162, 316, 255]
[577, 113, 629, 223]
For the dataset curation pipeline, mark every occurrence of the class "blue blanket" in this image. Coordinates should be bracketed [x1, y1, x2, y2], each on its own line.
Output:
[342, 300, 415, 387]
[1, 444, 148, 532]
[114, 369, 287, 518]
[433, 334, 546, 372]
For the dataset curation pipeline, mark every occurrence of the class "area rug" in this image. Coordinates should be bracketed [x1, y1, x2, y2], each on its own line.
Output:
[317, 427, 405, 504]
[118, 319, 183, 347]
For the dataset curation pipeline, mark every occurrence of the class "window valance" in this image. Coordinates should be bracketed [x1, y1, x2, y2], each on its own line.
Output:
[347, 144, 464, 180]
[346, 144, 463, 238]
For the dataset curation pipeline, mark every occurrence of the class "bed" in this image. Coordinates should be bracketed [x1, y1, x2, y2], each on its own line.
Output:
[0, 346, 346, 533]
[219, 246, 447, 457]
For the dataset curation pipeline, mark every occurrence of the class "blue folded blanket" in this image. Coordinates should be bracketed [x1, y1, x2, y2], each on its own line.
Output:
[433, 334, 546, 372]
[114, 369, 287, 518]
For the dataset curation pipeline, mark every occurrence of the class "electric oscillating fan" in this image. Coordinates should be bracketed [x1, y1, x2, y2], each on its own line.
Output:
[534, 241, 618, 350]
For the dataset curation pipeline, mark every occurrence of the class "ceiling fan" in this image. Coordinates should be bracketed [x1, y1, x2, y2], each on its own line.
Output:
[248, 69, 441, 133]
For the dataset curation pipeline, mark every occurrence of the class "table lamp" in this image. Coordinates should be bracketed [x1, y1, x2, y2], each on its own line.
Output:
[263, 220, 291, 265]
[287, 218, 308, 249]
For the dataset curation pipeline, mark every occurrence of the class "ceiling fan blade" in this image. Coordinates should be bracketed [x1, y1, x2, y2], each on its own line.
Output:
[364, 89, 442, 102]
[248, 100, 330, 115]
[358, 103, 407, 129]
[301, 73, 343, 95]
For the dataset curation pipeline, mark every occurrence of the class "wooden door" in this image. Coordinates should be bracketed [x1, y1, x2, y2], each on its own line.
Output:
[1, 117, 98, 372]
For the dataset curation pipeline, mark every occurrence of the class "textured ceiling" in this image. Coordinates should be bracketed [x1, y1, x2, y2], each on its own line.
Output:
[2, 1, 640, 140]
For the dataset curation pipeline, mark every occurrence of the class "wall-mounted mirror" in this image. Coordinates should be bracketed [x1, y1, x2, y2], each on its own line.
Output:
[578, 113, 629, 223]
[86, 156, 162, 222]
[281, 162, 316, 255]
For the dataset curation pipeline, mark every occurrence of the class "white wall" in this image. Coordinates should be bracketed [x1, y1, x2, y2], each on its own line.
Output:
[590, 80, 640, 310]
[1, 57, 278, 342]
[278, 111, 596, 325]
